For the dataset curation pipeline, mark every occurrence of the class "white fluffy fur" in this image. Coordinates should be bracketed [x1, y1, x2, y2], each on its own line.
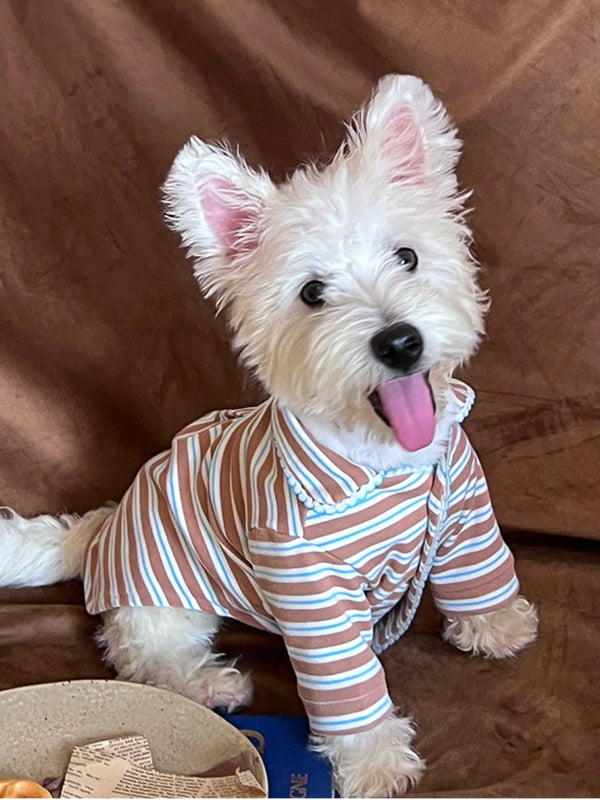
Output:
[163, 75, 487, 436]
[99, 606, 253, 712]
[0, 506, 111, 587]
[0, 75, 538, 797]
[443, 596, 539, 659]
[312, 714, 425, 798]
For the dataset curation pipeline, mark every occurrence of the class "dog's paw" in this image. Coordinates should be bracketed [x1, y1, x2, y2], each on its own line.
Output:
[311, 714, 424, 797]
[443, 595, 538, 658]
[184, 663, 253, 713]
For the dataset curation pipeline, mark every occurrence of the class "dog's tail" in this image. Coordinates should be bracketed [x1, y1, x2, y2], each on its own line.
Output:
[0, 506, 112, 588]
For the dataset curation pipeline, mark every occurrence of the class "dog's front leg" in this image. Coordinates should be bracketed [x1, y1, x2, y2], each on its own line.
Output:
[311, 712, 425, 798]
[247, 529, 425, 795]
[443, 595, 538, 658]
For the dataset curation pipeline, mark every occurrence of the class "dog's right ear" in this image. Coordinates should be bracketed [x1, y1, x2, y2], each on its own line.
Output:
[163, 137, 274, 263]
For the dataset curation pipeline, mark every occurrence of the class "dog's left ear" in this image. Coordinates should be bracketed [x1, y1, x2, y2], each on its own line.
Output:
[345, 75, 461, 196]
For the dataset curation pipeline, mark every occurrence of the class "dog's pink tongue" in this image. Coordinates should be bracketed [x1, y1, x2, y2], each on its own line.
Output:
[377, 374, 436, 452]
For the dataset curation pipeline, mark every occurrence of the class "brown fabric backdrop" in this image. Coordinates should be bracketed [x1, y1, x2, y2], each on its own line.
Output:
[1, 0, 598, 537]
[1, 0, 599, 796]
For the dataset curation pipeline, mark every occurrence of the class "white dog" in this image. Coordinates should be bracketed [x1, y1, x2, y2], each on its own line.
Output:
[0, 75, 537, 797]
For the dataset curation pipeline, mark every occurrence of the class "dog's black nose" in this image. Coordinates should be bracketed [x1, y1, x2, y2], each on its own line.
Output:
[370, 323, 423, 372]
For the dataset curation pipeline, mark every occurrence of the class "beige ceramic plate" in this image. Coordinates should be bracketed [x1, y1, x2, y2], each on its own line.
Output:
[0, 680, 267, 792]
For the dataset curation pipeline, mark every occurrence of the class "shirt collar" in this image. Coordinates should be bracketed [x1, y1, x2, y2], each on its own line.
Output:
[445, 378, 475, 423]
[271, 379, 475, 512]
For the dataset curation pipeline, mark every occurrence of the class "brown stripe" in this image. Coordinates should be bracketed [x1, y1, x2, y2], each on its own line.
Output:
[175, 426, 271, 617]
[367, 563, 420, 599]
[216, 424, 246, 552]
[357, 536, 423, 578]
[110, 498, 129, 606]
[451, 382, 468, 405]
[309, 712, 391, 736]
[301, 680, 388, 712]
[124, 465, 159, 606]
[257, 452, 281, 530]
[442, 584, 520, 617]
[448, 459, 475, 501]
[436, 528, 503, 565]
[290, 646, 376, 679]
[256, 571, 362, 596]
[255, 595, 371, 625]
[300, 669, 389, 712]
[432, 558, 516, 602]
[310, 511, 428, 570]
[135, 455, 190, 607]
[283, 621, 374, 650]
[314, 441, 373, 491]
[275, 462, 299, 532]
[171, 436, 241, 611]
[84, 537, 103, 612]
[304, 481, 430, 539]
[246, 406, 273, 525]
[440, 516, 498, 555]
[155, 443, 240, 613]
[301, 687, 388, 717]
[277, 412, 350, 502]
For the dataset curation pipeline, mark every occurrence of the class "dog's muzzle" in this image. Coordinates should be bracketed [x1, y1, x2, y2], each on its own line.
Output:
[367, 326, 436, 451]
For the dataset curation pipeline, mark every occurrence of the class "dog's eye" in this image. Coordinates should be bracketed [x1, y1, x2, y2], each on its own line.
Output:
[395, 247, 418, 272]
[300, 280, 326, 307]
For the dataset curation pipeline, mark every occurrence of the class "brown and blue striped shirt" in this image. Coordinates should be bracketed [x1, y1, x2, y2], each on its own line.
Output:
[84, 381, 518, 735]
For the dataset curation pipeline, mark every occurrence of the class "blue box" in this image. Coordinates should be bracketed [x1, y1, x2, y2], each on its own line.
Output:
[223, 714, 335, 798]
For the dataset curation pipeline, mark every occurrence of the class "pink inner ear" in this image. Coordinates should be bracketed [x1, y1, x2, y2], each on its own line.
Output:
[384, 109, 425, 183]
[202, 178, 258, 255]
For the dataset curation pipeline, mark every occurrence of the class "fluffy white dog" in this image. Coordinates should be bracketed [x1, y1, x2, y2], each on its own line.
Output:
[0, 75, 537, 797]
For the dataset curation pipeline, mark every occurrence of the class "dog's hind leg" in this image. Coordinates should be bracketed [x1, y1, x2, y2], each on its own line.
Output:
[98, 605, 253, 713]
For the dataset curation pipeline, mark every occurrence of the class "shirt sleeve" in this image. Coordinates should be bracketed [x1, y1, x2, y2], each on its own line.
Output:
[429, 428, 519, 617]
[247, 526, 393, 737]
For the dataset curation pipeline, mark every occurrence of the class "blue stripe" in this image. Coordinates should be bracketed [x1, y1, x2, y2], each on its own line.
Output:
[262, 453, 279, 531]
[282, 410, 359, 496]
[311, 492, 428, 551]
[305, 469, 431, 526]
[275, 419, 332, 502]
[164, 442, 225, 612]
[282, 610, 372, 635]
[313, 695, 392, 729]
[249, 539, 311, 555]
[249, 415, 271, 524]
[297, 658, 381, 689]
[435, 524, 497, 564]
[147, 461, 196, 606]
[437, 575, 519, 610]
[190, 441, 243, 612]
[254, 563, 358, 581]
[131, 466, 167, 605]
[354, 523, 426, 571]
[433, 546, 509, 583]
[118, 492, 144, 605]
[449, 437, 472, 483]
[462, 505, 494, 526]
[263, 587, 364, 608]
[450, 476, 488, 509]
[288, 638, 367, 661]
